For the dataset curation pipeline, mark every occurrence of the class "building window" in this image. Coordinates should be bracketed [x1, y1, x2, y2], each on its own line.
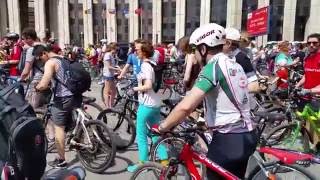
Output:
[294, 0, 310, 41]
[268, 0, 284, 41]
[210, 0, 227, 27]
[241, 0, 258, 32]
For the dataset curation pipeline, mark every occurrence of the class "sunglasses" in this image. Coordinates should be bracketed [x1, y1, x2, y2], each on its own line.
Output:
[307, 41, 319, 46]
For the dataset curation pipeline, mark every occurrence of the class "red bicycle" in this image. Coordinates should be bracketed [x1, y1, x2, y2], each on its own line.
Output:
[130, 126, 320, 180]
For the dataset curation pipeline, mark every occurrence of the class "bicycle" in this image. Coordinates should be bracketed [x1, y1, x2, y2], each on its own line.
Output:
[38, 100, 116, 173]
[131, 121, 318, 180]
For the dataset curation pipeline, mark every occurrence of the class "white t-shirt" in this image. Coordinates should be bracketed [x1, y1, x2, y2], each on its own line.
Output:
[103, 52, 116, 77]
[137, 61, 161, 107]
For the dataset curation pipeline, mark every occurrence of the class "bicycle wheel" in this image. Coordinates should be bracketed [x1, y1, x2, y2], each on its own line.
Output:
[76, 120, 116, 173]
[264, 122, 311, 152]
[150, 135, 207, 178]
[97, 109, 136, 150]
[82, 102, 104, 120]
[35, 109, 56, 153]
[248, 163, 315, 180]
[130, 162, 166, 180]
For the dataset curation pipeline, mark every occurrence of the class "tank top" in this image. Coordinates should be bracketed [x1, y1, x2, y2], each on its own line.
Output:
[52, 58, 73, 97]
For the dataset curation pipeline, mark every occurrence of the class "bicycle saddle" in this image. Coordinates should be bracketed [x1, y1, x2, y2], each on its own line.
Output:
[254, 111, 286, 123]
[82, 96, 96, 104]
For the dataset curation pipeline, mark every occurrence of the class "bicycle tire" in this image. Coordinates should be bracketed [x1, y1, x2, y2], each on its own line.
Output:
[82, 102, 104, 119]
[264, 122, 311, 152]
[130, 162, 165, 180]
[247, 163, 315, 180]
[76, 120, 116, 173]
[35, 109, 56, 153]
[97, 109, 136, 150]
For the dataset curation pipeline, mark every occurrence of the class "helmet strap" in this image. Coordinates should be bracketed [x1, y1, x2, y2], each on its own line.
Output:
[197, 45, 208, 66]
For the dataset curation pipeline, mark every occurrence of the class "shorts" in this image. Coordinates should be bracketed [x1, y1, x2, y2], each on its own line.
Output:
[103, 76, 115, 81]
[51, 96, 82, 128]
[206, 130, 258, 179]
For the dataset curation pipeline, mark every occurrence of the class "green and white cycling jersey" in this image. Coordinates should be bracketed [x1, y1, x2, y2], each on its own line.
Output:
[194, 53, 255, 133]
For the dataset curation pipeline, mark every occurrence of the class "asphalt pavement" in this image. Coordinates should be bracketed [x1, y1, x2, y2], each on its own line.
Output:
[46, 82, 320, 180]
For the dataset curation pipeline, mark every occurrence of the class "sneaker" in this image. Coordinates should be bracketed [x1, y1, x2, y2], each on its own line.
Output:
[48, 158, 67, 168]
[127, 162, 143, 173]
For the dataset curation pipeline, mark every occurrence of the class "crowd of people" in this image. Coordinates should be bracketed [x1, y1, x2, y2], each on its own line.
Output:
[1, 22, 320, 179]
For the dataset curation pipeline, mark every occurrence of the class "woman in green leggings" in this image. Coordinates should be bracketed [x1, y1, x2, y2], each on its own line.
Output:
[127, 40, 168, 172]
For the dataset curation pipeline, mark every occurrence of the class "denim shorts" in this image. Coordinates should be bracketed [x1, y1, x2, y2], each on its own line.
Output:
[103, 76, 115, 81]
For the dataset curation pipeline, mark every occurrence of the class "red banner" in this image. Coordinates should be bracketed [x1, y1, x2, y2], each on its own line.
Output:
[247, 6, 269, 36]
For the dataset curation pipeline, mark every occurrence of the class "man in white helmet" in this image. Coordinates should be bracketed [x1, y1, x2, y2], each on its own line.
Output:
[153, 23, 258, 179]
[223, 27, 260, 93]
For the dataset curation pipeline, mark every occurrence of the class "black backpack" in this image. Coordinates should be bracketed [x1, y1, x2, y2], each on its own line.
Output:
[17, 47, 28, 73]
[147, 61, 164, 93]
[54, 56, 91, 95]
[0, 83, 47, 180]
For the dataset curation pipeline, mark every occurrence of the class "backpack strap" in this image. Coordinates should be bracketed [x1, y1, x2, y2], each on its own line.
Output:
[33, 56, 70, 96]
[215, 61, 244, 118]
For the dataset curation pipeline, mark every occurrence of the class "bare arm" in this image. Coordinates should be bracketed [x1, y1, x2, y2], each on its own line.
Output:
[183, 55, 193, 83]
[296, 75, 305, 88]
[119, 64, 130, 78]
[20, 62, 32, 80]
[160, 87, 206, 131]
[36, 60, 55, 91]
[133, 79, 152, 92]
[105, 60, 120, 71]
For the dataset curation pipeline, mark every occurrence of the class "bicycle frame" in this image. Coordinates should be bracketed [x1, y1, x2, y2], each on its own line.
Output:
[176, 143, 240, 180]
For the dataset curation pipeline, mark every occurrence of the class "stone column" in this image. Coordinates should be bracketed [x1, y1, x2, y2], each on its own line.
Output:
[106, 0, 117, 42]
[34, 0, 46, 39]
[49, 0, 58, 40]
[57, 0, 70, 48]
[0, 0, 8, 37]
[304, 0, 320, 40]
[200, 0, 211, 26]
[282, 0, 297, 41]
[129, 0, 139, 42]
[152, 0, 162, 44]
[83, 0, 93, 48]
[175, 0, 186, 43]
[257, 0, 270, 47]
[226, 0, 242, 29]
[7, 0, 20, 34]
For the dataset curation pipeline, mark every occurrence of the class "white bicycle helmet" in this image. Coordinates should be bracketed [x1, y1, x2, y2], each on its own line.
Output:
[189, 23, 225, 47]
[225, 27, 241, 41]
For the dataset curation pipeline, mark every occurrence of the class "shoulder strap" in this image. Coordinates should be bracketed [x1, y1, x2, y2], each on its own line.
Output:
[215, 61, 244, 118]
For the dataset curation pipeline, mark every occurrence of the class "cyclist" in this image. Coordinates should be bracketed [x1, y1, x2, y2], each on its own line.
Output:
[0, 32, 22, 83]
[20, 28, 49, 108]
[223, 28, 260, 93]
[127, 40, 168, 172]
[177, 36, 202, 91]
[153, 23, 258, 179]
[118, 39, 142, 80]
[33, 44, 82, 168]
[103, 42, 121, 108]
[296, 33, 320, 110]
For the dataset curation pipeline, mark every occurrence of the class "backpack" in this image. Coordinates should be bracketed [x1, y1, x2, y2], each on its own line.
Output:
[17, 48, 28, 73]
[0, 83, 47, 180]
[147, 61, 164, 93]
[55, 56, 91, 95]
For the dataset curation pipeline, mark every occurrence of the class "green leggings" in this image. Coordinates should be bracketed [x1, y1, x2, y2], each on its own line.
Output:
[136, 104, 168, 162]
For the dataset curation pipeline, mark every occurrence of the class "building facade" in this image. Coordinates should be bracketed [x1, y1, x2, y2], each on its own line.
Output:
[1, 0, 319, 48]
